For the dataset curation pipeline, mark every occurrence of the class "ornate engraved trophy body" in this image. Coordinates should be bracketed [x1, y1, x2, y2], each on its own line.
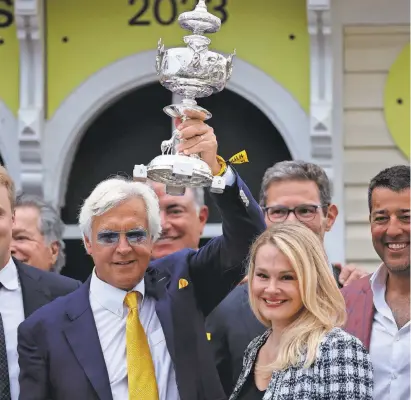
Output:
[133, 0, 235, 195]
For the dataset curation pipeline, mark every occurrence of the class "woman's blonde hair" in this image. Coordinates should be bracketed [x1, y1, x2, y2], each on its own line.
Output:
[248, 222, 346, 371]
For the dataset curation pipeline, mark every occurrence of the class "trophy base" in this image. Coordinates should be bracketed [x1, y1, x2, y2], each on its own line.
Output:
[147, 154, 213, 191]
[163, 99, 212, 120]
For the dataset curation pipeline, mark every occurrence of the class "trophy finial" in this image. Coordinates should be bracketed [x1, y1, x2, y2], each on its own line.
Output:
[178, 0, 221, 35]
[195, 0, 207, 11]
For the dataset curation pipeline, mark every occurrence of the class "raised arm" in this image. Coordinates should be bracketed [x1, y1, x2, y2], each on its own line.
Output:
[316, 332, 374, 399]
[189, 170, 265, 316]
[174, 109, 265, 315]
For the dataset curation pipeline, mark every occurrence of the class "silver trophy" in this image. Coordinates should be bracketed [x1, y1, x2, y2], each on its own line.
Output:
[133, 0, 235, 195]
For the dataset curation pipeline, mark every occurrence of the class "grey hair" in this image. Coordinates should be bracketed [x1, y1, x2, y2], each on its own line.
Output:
[259, 161, 332, 208]
[78, 177, 161, 243]
[15, 194, 66, 274]
[190, 187, 205, 212]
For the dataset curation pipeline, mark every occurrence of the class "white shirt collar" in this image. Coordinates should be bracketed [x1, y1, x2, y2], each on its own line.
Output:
[0, 257, 19, 291]
[370, 262, 387, 291]
[370, 263, 402, 323]
[89, 268, 145, 317]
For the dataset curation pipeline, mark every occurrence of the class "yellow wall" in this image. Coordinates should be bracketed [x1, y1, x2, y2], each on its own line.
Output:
[46, 0, 310, 117]
[0, 2, 19, 114]
[384, 43, 410, 158]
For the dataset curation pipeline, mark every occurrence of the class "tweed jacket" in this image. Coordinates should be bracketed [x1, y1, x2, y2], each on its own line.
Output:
[229, 327, 373, 400]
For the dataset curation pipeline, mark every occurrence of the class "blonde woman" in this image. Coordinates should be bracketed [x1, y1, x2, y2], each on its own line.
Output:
[229, 222, 373, 400]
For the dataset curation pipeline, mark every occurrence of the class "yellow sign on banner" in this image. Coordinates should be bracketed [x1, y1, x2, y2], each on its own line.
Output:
[229, 150, 249, 164]
[46, 0, 309, 118]
[384, 44, 410, 159]
[0, 2, 19, 114]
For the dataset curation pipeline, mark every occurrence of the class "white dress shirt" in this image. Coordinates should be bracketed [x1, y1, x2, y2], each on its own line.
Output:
[0, 257, 25, 400]
[89, 270, 180, 400]
[370, 264, 410, 400]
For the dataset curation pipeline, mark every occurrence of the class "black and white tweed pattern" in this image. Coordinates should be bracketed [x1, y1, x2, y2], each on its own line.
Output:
[229, 327, 373, 400]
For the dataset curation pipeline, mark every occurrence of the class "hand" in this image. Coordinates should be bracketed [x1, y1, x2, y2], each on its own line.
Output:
[335, 263, 369, 287]
[175, 109, 220, 175]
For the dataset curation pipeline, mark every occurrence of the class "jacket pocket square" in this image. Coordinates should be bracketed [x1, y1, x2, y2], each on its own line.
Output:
[178, 278, 189, 289]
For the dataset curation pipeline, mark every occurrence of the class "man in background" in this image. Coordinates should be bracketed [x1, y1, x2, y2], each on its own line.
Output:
[343, 165, 410, 400]
[11, 194, 66, 273]
[150, 183, 208, 260]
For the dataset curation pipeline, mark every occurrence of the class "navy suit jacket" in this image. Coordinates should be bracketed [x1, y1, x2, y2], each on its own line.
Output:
[15, 258, 81, 318]
[205, 284, 265, 396]
[17, 175, 265, 400]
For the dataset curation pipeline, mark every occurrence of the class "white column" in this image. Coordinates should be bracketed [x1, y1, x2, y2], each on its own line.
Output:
[308, 0, 345, 264]
[307, 0, 333, 178]
[15, 0, 45, 197]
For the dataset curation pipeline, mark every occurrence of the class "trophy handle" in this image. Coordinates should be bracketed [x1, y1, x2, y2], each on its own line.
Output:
[162, 98, 212, 159]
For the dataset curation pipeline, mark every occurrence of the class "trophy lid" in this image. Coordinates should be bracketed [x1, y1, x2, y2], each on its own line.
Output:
[178, 0, 221, 35]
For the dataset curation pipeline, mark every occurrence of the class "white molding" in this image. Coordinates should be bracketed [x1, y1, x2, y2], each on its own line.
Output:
[308, 0, 345, 264]
[15, 0, 45, 197]
[44, 50, 310, 209]
[333, 0, 410, 25]
[327, 0, 345, 264]
[0, 102, 21, 190]
[63, 223, 222, 240]
[307, 0, 333, 177]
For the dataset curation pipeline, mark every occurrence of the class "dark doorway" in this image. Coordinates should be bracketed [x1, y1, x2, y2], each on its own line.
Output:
[61, 83, 291, 281]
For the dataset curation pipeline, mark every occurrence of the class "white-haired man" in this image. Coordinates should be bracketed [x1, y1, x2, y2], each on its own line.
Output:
[17, 110, 265, 400]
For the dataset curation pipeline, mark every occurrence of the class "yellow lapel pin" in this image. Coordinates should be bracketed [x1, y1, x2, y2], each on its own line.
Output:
[178, 278, 189, 289]
[206, 333, 211, 341]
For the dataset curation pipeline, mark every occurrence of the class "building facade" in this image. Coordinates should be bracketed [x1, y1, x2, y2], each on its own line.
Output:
[0, 0, 409, 277]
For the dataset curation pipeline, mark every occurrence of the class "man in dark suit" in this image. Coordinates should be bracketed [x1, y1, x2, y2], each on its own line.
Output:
[0, 165, 80, 400]
[17, 110, 265, 400]
[205, 160, 368, 396]
[342, 165, 410, 400]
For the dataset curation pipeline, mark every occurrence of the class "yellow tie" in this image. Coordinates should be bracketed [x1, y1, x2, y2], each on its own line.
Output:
[124, 292, 159, 400]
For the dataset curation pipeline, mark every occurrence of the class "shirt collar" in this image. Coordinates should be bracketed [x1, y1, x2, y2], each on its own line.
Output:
[370, 263, 388, 291]
[370, 263, 394, 320]
[0, 257, 19, 291]
[89, 268, 145, 317]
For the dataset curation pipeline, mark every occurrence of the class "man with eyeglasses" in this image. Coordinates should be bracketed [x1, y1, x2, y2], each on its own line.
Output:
[206, 160, 368, 396]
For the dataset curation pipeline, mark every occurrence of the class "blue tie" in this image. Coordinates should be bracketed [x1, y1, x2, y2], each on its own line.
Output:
[0, 283, 11, 400]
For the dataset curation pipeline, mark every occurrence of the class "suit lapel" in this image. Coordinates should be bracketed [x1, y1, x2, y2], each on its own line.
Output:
[345, 279, 374, 350]
[64, 279, 113, 400]
[15, 260, 53, 318]
[147, 266, 199, 400]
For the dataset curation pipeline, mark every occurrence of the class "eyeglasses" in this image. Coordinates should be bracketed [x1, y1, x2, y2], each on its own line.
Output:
[96, 228, 149, 246]
[262, 204, 327, 223]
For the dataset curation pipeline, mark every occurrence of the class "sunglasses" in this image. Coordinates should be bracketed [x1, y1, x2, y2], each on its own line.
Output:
[96, 228, 149, 246]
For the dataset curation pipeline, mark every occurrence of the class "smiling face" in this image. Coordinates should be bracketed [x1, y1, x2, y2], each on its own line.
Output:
[11, 206, 59, 271]
[251, 243, 303, 329]
[370, 187, 410, 274]
[150, 182, 208, 259]
[84, 197, 153, 290]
